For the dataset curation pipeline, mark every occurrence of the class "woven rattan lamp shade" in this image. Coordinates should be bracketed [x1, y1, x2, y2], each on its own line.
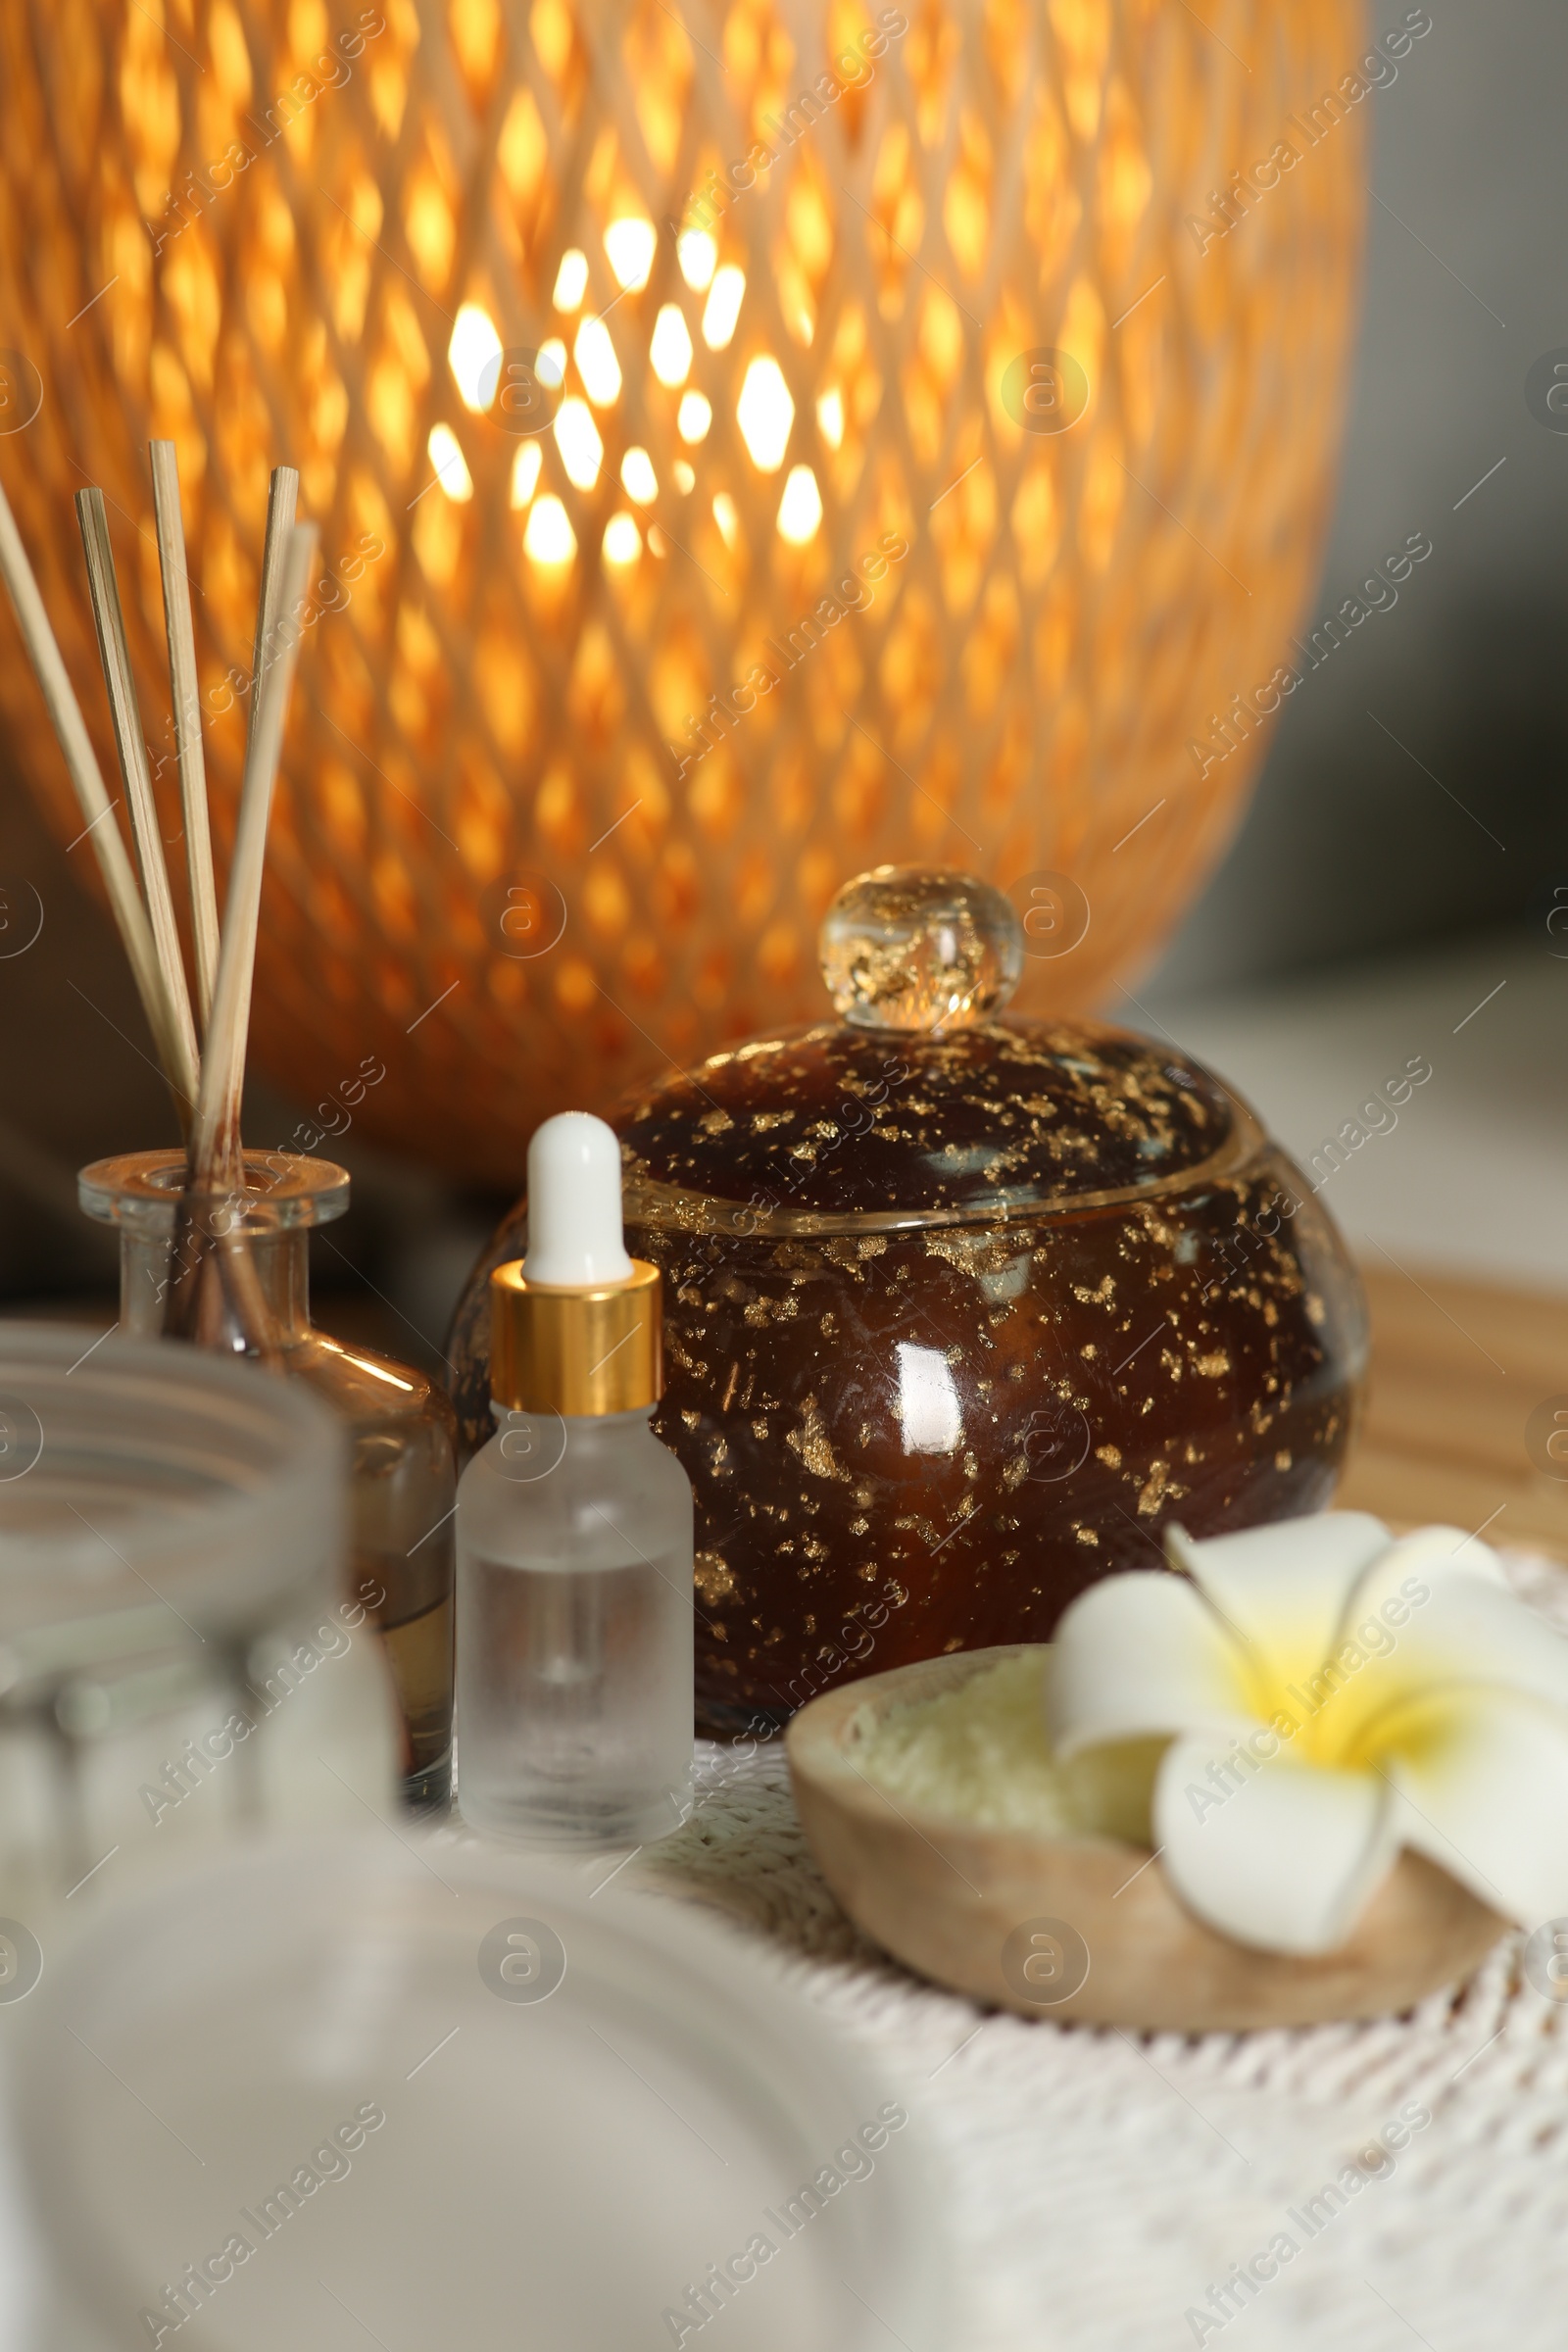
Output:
[0, 0, 1364, 1182]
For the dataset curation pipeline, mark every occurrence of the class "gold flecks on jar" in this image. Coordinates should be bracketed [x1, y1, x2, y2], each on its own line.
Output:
[785, 1396, 847, 1482]
[694, 1552, 736, 1603]
[1138, 1459, 1172, 1515]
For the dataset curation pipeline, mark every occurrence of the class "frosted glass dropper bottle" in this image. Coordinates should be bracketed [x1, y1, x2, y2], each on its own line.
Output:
[455, 1112, 694, 1844]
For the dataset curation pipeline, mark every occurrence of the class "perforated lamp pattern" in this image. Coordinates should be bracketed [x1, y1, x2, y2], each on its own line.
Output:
[0, 0, 1363, 1181]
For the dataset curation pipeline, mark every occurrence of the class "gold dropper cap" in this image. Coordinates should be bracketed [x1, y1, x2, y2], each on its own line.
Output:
[489, 1257, 662, 1416]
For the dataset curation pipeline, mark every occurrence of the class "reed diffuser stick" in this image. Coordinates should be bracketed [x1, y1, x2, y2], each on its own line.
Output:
[246, 466, 299, 763]
[149, 441, 220, 1036]
[189, 517, 318, 1195]
[74, 488, 201, 1116]
[0, 475, 193, 1113]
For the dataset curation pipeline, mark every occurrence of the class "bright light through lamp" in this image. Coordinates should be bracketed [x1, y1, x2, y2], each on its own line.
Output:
[0, 0, 1365, 1182]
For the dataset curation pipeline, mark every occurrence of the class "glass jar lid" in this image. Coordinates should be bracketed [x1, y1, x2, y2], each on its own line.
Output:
[618, 867, 1252, 1231]
[0, 1322, 343, 1647]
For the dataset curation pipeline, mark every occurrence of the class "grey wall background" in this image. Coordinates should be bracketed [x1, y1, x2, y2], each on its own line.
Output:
[1, 0, 1561, 1316]
[1152, 0, 1568, 996]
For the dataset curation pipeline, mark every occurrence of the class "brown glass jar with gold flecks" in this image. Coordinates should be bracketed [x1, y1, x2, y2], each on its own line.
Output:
[449, 869, 1368, 1738]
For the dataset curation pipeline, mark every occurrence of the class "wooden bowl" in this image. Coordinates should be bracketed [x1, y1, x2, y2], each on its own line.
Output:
[786, 1645, 1506, 2033]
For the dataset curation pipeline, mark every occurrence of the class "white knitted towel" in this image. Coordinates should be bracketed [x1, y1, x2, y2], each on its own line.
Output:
[623, 1550, 1568, 2352]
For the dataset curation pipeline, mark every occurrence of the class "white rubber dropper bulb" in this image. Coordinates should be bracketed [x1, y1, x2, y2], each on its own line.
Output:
[522, 1111, 635, 1288]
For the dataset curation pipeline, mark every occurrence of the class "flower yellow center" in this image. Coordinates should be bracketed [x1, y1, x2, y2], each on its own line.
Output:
[1229, 1613, 1437, 1773]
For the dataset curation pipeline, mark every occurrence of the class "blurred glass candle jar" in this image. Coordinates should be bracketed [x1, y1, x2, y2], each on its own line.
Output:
[78, 1150, 457, 1810]
[451, 869, 1368, 1737]
[0, 1323, 398, 1915]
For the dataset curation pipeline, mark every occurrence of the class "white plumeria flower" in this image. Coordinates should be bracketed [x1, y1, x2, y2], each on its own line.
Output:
[1048, 1512, 1568, 1956]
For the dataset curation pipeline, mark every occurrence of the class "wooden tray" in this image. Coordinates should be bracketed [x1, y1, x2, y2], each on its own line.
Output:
[1341, 1261, 1568, 1558]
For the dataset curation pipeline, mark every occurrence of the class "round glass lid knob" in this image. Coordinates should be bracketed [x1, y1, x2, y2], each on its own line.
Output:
[817, 864, 1024, 1033]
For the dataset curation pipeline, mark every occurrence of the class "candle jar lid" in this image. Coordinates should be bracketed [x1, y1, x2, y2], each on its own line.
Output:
[0, 1320, 343, 1639]
[617, 866, 1250, 1234]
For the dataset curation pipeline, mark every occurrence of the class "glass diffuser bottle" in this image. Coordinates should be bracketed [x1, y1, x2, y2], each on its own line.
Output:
[78, 1148, 457, 1811]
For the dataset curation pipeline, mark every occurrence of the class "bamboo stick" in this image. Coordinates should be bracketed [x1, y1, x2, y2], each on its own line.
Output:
[74, 489, 201, 1114]
[0, 473, 195, 1119]
[189, 517, 318, 1196]
[149, 441, 220, 1034]
[171, 468, 305, 1351]
[246, 466, 299, 764]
